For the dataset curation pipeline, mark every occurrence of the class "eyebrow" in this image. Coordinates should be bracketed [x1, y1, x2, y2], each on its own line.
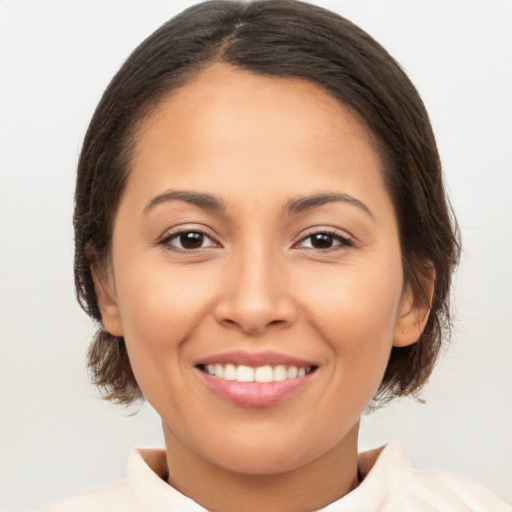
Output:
[284, 192, 373, 218]
[143, 190, 225, 214]
[143, 189, 372, 218]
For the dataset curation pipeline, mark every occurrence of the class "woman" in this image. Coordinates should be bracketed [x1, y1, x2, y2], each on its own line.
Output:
[27, 0, 510, 510]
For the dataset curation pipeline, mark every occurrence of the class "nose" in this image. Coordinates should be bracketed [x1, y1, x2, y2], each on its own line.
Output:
[213, 249, 298, 336]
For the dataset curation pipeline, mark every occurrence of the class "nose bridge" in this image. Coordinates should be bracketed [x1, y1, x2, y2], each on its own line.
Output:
[214, 234, 296, 334]
[236, 241, 278, 303]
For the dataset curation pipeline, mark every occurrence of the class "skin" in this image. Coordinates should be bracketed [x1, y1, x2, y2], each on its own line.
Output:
[94, 64, 430, 512]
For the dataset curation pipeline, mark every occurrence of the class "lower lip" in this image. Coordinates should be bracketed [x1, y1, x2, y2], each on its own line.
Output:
[198, 370, 313, 407]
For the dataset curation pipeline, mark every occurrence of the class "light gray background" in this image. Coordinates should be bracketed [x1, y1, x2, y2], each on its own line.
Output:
[1, 0, 511, 509]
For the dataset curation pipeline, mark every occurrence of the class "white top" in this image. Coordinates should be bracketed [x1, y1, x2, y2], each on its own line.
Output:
[36, 443, 510, 511]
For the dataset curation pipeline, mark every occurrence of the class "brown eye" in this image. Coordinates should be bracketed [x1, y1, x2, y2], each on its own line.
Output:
[179, 232, 204, 249]
[298, 232, 352, 250]
[310, 233, 335, 249]
[162, 230, 217, 250]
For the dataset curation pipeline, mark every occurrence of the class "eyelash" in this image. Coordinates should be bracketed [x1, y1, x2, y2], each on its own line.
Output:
[295, 230, 353, 251]
[159, 230, 219, 251]
[159, 229, 353, 252]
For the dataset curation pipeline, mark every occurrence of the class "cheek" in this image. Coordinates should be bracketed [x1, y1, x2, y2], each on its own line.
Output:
[302, 260, 402, 335]
[112, 259, 221, 408]
[304, 271, 402, 433]
[300, 258, 403, 377]
[113, 257, 217, 354]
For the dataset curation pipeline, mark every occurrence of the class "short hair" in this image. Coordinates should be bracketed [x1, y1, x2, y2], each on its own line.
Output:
[74, 0, 460, 406]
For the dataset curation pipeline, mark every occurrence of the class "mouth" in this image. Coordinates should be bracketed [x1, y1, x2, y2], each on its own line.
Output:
[197, 363, 317, 383]
[194, 351, 319, 407]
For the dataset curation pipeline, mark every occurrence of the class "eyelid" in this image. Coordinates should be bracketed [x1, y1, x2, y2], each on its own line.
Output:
[158, 225, 222, 251]
[156, 224, 353, 252]
[293, 227, 354, 250]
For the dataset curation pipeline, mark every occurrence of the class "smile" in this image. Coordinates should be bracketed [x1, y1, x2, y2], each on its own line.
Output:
[195, 352, 319, 407]
[199, 363, 315, 383]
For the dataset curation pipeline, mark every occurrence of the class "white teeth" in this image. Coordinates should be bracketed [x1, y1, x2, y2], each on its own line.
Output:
[254, 365, 273, 383]
[203, 363, 314, 382]
[214, 364, 224, 379]
[287, 366, 298, 379]
[224, 363, 236, 381]
[273, 365, 288, 381]
[236, 365, 255, 382]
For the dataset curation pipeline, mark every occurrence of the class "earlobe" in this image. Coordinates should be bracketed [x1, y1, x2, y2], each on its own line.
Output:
[393, 266, 435, 348]
[91, 263, 124, 337]
[393, 305, 427, 347]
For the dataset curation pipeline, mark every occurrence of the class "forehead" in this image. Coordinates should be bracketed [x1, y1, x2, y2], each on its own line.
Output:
[126, 63, 387, 212]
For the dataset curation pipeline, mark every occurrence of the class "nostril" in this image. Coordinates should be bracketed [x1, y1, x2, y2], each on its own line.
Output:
[212, 292, 298, 334]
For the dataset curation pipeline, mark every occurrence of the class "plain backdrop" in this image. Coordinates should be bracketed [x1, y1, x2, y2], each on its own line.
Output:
[1, 0, 511, 509]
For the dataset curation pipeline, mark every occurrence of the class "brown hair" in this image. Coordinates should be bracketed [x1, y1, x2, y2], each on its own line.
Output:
[74, 0, 460, 405]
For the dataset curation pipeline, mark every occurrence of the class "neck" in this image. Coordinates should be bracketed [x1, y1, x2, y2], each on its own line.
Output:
[163, 423, 360, 512]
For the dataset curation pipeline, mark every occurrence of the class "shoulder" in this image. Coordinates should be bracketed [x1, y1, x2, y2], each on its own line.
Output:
[401, 467, 511, 512]
[35, 480, 132, 512]
[33, 449, 205, 512]
[359, 443, 511, 512]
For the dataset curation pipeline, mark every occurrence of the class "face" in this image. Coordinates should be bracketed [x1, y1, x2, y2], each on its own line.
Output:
[97, 64, 422, 475]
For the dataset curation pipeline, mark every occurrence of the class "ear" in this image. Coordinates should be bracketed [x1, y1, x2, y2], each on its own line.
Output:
[91, 263, 124, 337]
[393, 265, 435, 347]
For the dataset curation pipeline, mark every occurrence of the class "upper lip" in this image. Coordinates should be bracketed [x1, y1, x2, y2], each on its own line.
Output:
[195, 350, 317, 368]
